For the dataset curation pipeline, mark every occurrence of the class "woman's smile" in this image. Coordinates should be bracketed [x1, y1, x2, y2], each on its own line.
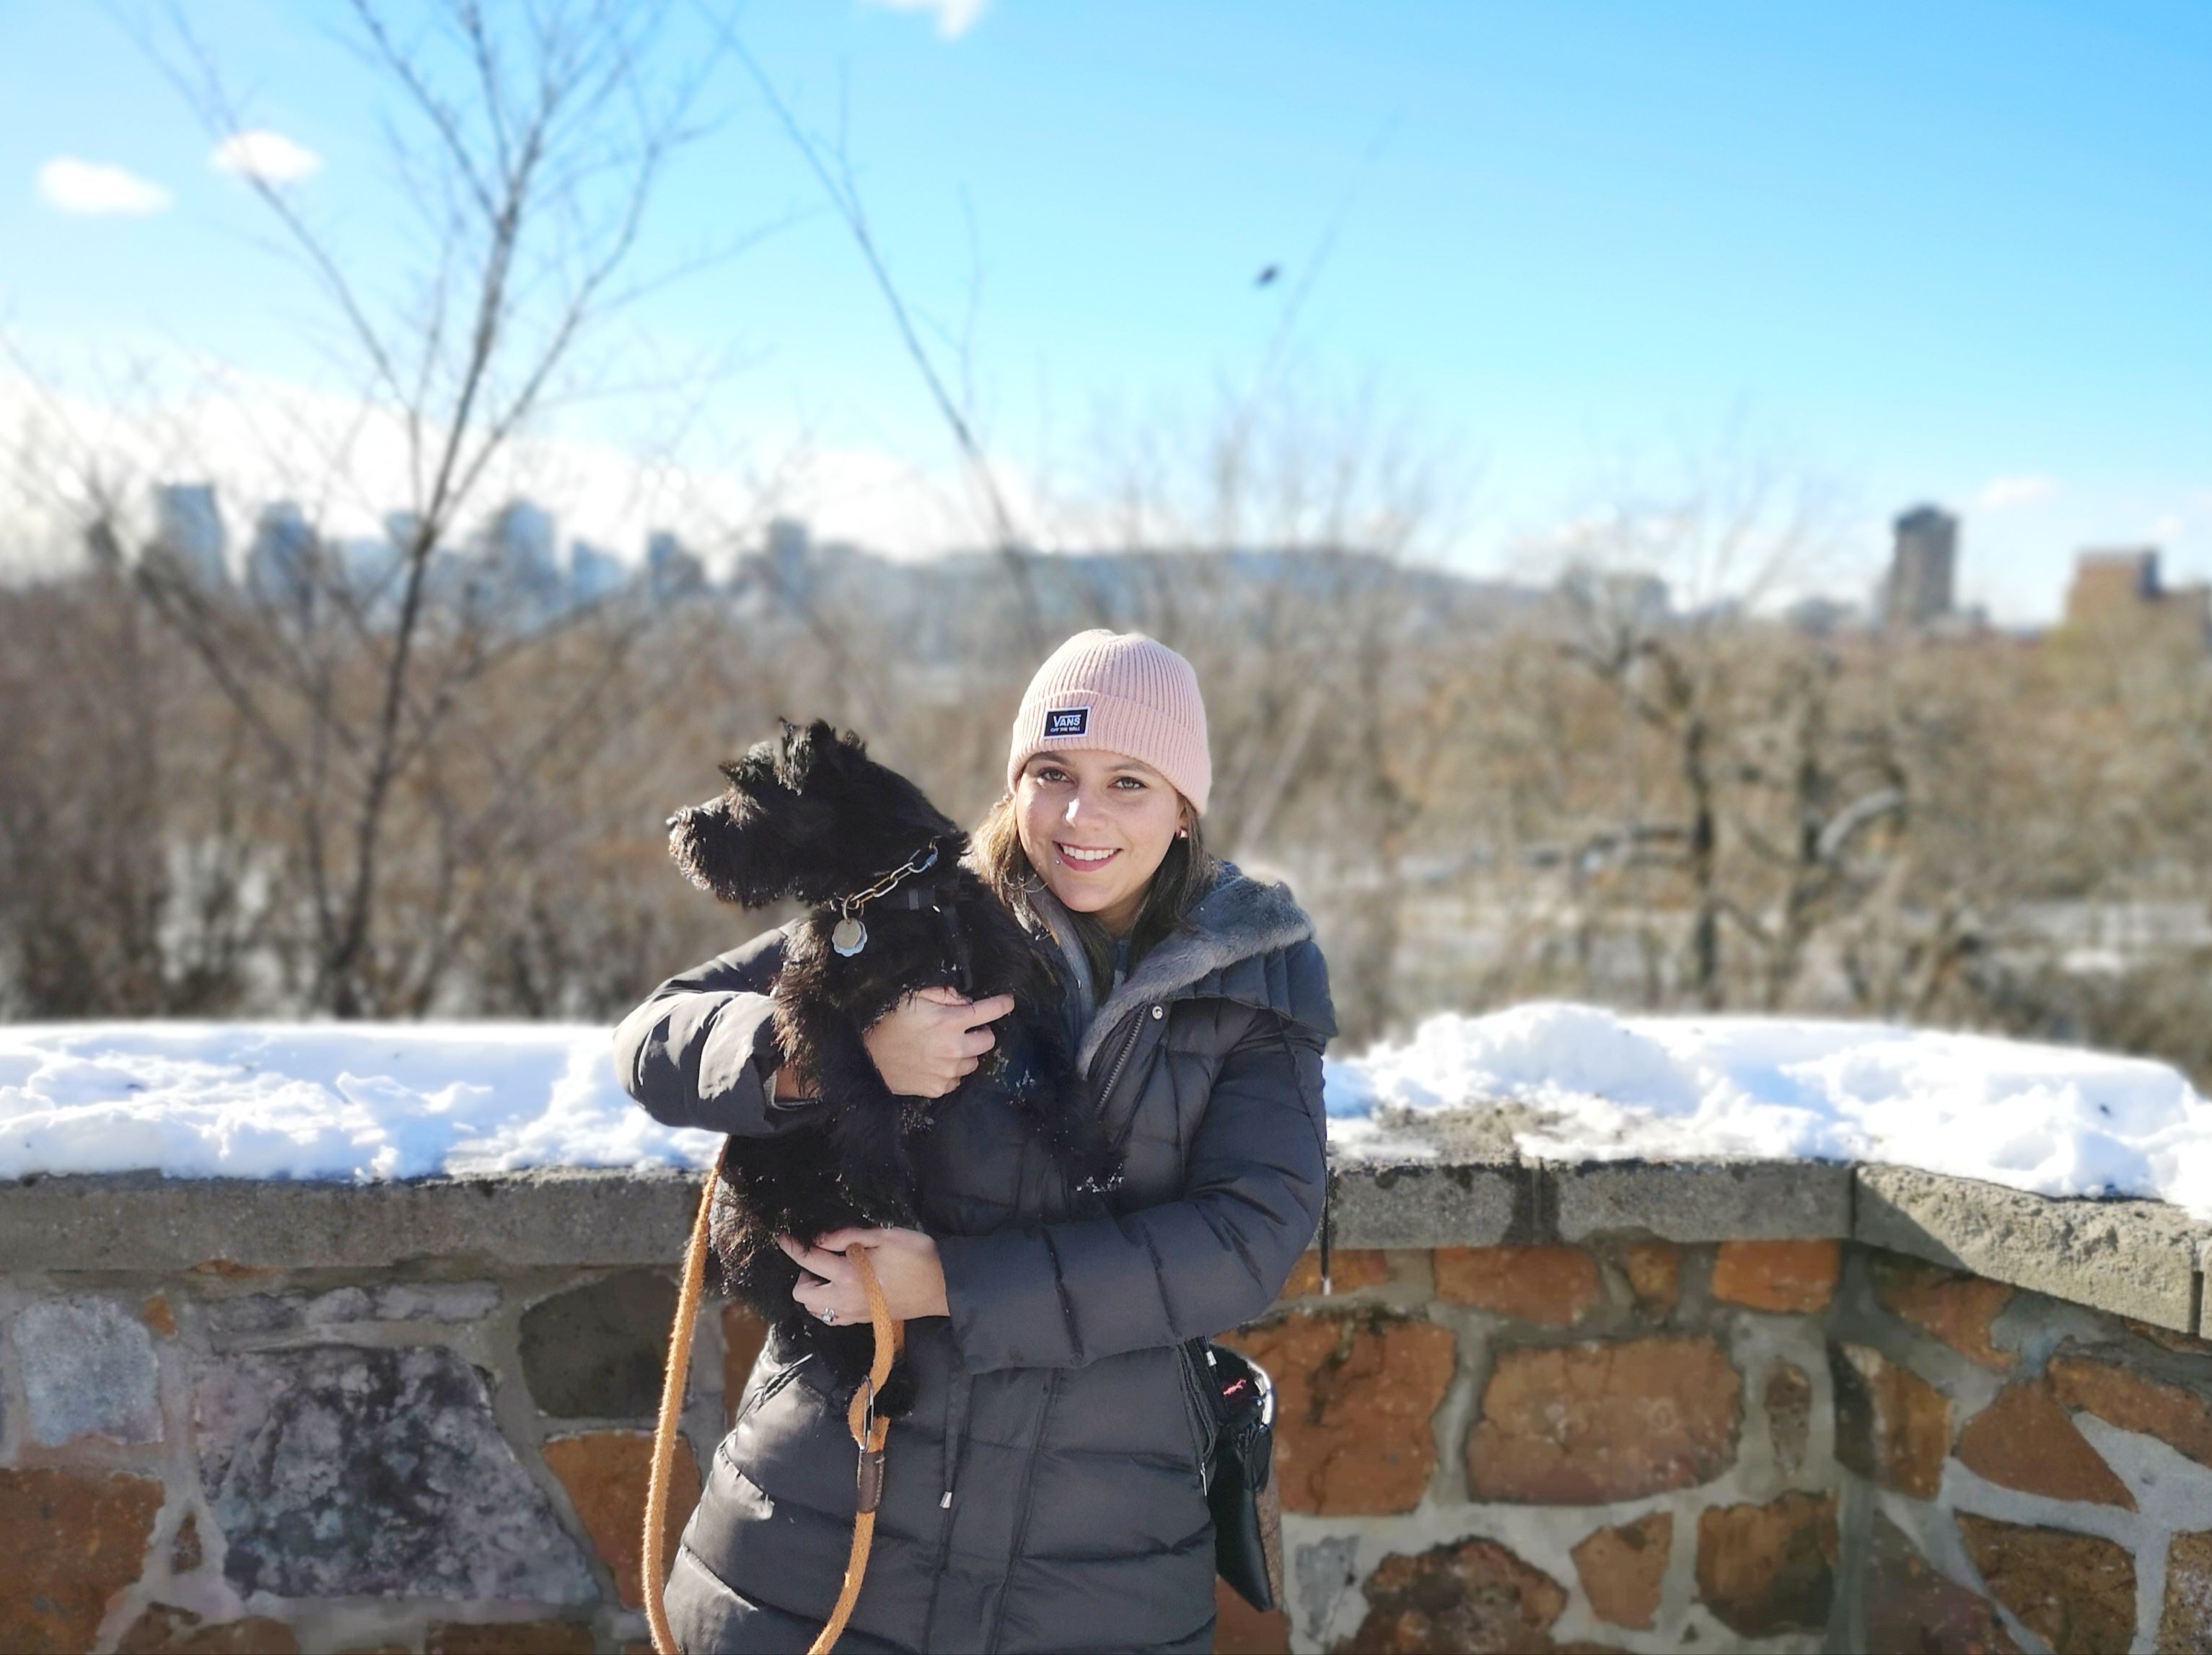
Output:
[1054, 842, 1121, 869]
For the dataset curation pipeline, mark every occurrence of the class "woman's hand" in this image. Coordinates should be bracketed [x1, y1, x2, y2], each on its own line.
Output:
[779, 1226, 949, 1323]
[862, 986, 1014, 1099]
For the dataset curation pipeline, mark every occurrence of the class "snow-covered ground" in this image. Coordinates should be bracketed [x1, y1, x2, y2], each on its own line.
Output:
[3, 1005, 2211, 1216]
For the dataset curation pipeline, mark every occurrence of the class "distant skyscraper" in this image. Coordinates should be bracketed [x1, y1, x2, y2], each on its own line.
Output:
[568, 539, 627, 603]
[1880, 506, 1956, 629]
[246, 501, 318, 612]
[646, 530, 706, 602]
[2063, 547, 2209, 652]
[149, 483, 227, 587]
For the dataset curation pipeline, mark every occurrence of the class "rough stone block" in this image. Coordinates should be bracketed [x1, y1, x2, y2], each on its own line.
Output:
[423, 1625, 594, 1655]
[1553, 1159, 1851, 1242]
[1294, 1537, 1360, 1650]
[1710, 1239, 1839, 1312]
[0, 1168, 708, 1271]
[1213, 1576, 1291, 1654]
[1338, 1536, 1565, 1654]
[1571, 1511, 1671, 1630]
[194, 1343, 594, 1601]
[1281, 1249, 1390, 1299]
[1831, 1342, 1950, 1498]
[1956, 1513, 2136, 1655]
[14, 1294, 163, 1446]
[1330, 1162, 1522, 1249]
[541, 1430, 701, 1609]
[199, 1295, 298, 1344]
[1863, 1515, 2020, 1655]
[1856, 1164, 2209, 1331]
[519, 1270, 680, 1418]
[2161, 1531, 2212, 1654]
[2049, 1354, 2212, 1470]
[1871, 1254, 2016, 1370]
[1695, 1491, 1839, 1638]
[1224, 1314, 1454, 1515]
[1618, 1239, 1680, 1316]
[1433, 1245, 1600, 1325]
[1956, 1382, 2134, 1509]
[722, 1303, 768, 1426]
[1468, 1336, 1741, 1503]
[1764, 1359, 1812, 1479]
[116, 1604, 300, 1654]
[0, 1467, 164, 1655]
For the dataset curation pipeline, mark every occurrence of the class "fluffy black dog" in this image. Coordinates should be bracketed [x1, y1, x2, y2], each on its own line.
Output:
[667, 720, 1106, 1408]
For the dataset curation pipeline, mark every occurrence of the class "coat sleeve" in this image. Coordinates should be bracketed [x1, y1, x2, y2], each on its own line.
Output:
[611, 925, 827, 1138]
[934, 1007, 1327, 1371]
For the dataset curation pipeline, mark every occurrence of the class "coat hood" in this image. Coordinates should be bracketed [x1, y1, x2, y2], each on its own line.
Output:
[1022, 862, 1336, 1072]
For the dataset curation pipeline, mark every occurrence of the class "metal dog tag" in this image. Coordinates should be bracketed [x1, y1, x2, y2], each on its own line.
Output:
[830, 916, 867, 957]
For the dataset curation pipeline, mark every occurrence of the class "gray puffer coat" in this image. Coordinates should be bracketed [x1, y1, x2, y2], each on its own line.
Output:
[613, 866, 1333, 1654]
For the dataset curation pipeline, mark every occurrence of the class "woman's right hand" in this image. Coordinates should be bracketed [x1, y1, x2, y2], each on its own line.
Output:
[863, 986, 1016, 1098]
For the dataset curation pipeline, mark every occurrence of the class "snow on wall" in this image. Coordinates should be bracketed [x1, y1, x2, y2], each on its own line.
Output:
[1327, 1003, 2212, 1216]
[0, 1023, 720, 1182]
[4, 1005, 2211, 1215]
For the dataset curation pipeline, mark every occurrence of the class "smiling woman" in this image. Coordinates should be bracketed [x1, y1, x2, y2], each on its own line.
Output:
[618, 628, 1335, 1652]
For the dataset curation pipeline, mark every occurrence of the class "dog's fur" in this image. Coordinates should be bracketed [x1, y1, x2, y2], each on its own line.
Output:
[667, 720, 1107, 1408]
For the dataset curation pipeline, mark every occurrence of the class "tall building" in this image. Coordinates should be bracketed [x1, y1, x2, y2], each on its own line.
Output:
[2063, 548, 2210, 651]
[1879, 505, 1956, 629]
[567, 539, 627, 603]
[149, 483, 228, 587]
[245, 501, 317, 612]
[646, 530, 706, 602]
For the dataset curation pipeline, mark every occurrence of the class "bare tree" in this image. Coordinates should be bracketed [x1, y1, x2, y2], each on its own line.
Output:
[100, 0, 722, 1015]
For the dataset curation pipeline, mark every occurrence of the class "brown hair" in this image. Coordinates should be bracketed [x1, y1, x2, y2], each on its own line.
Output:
[973, 791, 1217, 1004]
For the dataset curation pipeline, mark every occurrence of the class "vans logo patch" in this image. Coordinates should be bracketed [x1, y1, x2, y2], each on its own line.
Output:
[1043, 707, 1089, 739]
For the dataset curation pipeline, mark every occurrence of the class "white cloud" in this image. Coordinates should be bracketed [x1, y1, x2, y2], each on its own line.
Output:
[37, 157, 172, 216]
[210, 129, 322, 185]
[1977, 474, 2056, 511]
[861, 0, 988, 40]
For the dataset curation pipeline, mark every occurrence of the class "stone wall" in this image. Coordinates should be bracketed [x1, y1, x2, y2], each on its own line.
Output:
[1, 1164, 2209, 1654]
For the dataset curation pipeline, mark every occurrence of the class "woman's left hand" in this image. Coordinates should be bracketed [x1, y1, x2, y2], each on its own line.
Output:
[778, 1226, 950, 1324]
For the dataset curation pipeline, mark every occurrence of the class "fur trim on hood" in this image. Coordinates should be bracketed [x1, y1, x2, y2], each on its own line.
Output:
[1019, 863, 1333, 1072]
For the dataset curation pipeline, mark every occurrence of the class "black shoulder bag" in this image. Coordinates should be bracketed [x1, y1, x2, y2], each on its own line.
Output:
[1184, 1338, 1284, 1612]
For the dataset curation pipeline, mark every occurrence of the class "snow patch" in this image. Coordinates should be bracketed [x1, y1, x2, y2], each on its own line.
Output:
[1325, 1003, 2212, 1216]
[0, 1023, 719, 1182]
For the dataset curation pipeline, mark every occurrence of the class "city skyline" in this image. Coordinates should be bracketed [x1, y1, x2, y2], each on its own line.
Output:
[1, 2, 2206, 623]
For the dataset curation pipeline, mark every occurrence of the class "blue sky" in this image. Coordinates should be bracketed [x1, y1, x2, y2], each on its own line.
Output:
[3, 0, 2208, 619]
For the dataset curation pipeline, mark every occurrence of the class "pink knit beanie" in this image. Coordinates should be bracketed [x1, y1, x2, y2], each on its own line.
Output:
[1006, 630, 1212, 815]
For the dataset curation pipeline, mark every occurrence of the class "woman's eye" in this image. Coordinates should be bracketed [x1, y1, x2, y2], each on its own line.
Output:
[1114, 776, 1145, 790]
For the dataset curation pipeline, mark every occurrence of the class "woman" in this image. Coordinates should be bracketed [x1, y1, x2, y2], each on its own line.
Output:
[615, 631, 1333, 1654]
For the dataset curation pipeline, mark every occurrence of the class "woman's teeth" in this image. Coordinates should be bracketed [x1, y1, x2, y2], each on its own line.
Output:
[1059, 845, 1118, 865]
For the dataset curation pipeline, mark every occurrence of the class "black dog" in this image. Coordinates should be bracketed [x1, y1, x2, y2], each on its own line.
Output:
[667, 720, 1107, 1408]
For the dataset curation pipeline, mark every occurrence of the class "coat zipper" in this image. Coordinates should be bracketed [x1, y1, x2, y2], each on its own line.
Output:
[1092, 1006, 1147, 1108]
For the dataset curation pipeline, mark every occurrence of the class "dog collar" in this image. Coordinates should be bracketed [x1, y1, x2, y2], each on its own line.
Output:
[830, 840, 944, 957]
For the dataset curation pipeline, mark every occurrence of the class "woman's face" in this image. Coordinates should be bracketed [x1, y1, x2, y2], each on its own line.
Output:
[1014, 749, 1185, 936]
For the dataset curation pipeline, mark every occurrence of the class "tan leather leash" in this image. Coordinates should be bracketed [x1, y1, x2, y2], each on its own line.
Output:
[643, 1168, 905, 1655]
